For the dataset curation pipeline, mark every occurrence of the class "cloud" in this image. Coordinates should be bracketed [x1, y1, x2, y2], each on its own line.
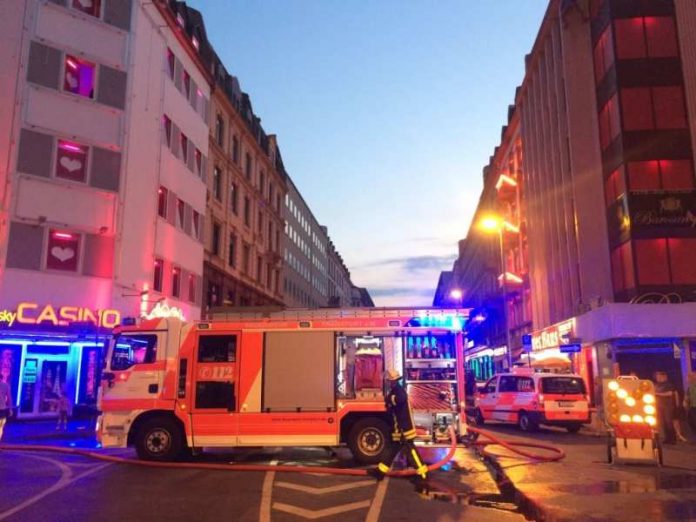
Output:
[368, 287, 435, 298]
[357, 254, 456, 272]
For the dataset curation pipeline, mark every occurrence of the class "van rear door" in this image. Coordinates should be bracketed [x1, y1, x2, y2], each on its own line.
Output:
[540, 376, 589, 421]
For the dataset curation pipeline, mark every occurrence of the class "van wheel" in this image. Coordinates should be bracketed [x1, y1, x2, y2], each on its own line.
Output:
[135, 417, 184, 461]
[347, 418, 391, 465]
[518, 412, 538, 432]
[566, 424, 582, 434]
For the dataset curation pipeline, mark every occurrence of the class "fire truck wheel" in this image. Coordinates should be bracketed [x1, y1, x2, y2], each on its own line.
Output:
[347, 418, 390, 464]
[135, 417, 184, 461]
[518, 412, 538, 432]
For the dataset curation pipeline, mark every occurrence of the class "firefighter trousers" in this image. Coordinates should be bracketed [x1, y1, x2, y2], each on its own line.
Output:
[377, 437, 428, 479]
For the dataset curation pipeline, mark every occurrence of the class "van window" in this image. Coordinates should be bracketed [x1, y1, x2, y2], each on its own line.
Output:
[518, 377, 534, 392]
[541, 376, 586, 395]
[498, 376, 517, 392]
[198, 335, 237, 363]
[482, 376, 498, 394]
[110, 334, 158, 371]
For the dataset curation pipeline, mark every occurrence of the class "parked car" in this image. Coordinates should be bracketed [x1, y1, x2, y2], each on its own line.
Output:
[473, 369, 590, 432]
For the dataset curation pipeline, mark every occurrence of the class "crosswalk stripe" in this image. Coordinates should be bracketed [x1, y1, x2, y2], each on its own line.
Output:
[272, 500, 371, 519]
[275, 480, 373, 495]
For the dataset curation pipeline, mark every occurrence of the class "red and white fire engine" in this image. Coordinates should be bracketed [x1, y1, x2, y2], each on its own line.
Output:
[97, 307, 469, 462]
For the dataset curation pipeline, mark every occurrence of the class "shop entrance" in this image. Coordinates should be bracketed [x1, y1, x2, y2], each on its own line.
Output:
[615, 345, 683, 388]
[18, 345, 76, 419]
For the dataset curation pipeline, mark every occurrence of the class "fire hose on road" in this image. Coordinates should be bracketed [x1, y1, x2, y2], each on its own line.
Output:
[0, 425, 564, 476]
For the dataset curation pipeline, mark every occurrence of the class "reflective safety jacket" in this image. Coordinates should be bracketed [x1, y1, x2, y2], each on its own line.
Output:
[386, 382, 417, 441]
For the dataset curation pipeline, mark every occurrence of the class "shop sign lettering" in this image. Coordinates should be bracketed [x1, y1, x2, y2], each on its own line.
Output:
[531, 319, 575, 351]
[630, 192, 696, 229]
[0, 302, 121, 329]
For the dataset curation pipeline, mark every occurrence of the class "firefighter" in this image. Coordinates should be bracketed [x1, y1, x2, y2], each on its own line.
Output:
[369, 369, 429, 481]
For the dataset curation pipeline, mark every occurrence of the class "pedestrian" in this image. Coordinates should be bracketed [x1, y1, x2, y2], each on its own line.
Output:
[56, 390, 69, 431]
[0, 373, 13, 441]
[686, 373, 696, 434]
[654, 371, 677, 444]
[369, 369, 428, 482]
[673, 386, 688, 442]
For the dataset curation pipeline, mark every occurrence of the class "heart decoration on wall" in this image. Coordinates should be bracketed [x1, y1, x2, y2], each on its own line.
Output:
[65, 72, 78, 89]
[59, 157, 82, 173]
[50, 247, 75, 263]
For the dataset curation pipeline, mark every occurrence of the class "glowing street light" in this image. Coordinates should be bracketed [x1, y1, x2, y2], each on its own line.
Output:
[450, 289, 463, 300]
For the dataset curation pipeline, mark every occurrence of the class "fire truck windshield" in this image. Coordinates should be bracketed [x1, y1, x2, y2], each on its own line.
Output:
[110, 333, 158, 371]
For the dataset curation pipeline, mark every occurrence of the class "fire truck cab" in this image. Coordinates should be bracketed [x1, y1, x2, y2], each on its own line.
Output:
[97, 307, 468, 463]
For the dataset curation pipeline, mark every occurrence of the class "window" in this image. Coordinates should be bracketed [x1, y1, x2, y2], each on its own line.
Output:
[198, 335, 237, 363]
[593, 26, 614, 84]
[153, 258, 163, 292]
[614, 17, 678, 60]
[47, 230, 80, 272]
[245, 153, 252, 180]
[176, 12, 185, 27]
[266, 264, 272, 288]
[228, 234, 237, 267]
[244, 197, 251, 226]
[192, 210, 200, 239]
[213, 167, 222, 201]
[72, 0, 101, 18]
[56, 140, 88, 183]
[482, 377, 498, 394]
[540, 377, 586, 395]
[167, 49, 175, 79]
[163, 115, 172, 147]
[157, 187, 167, 218]
[276, 194, 281, 212]
[269, 183, 275, 205]
[196, 381, 235, 410]
[212, 222, 221, 256]
[207, 282, 219, 308]
[176, 198, 185, 228]
[275, 230, 280, 253]
[230, 183, 239, 214]
[257, 211, 263, 236]
[195, 149, 202, 177]
[635, 239, 670, 285]
[188, 273, 196, 302]
[180, 133, 189, 163]
[621, 86, 687, 131]
[259, 171, 265, 196]
[611, 241, 634, 292]
[628, 160, 694, 191]
[669, 238, 696, 284]
[215, 114, 224, 147]
[598, 94, 620, 150]
[268, 221, 273, 249]
[111, 334, 157, 371]
[172, 267, 181, 298]
[232, 135, 239, 163]
[183, 70, 191, 99]
[257, 256, 262, 282]
[243, 244, 250, 274]
[191, 36, 200, 51]
[64, 55, 95, 99]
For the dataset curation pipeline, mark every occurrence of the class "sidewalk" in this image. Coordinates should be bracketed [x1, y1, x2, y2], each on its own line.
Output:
[2, 418, 97, 445]
[480, 430, 696, 522]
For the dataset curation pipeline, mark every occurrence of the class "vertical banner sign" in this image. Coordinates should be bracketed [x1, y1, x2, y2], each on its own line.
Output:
[78, 345, 101, 405]
[20, 359, 38, 413]
[1, 346, 21, 408]
[690, 341, 696, 372]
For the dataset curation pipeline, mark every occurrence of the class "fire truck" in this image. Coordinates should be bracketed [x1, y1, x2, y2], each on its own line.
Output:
[97, 307, 468, 463]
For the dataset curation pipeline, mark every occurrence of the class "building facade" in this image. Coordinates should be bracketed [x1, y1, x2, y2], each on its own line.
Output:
[327, 239, 354, 307]
[0, 0, 209, 418]
[202, 50, 285, 312]
[447, 0, 696, 403]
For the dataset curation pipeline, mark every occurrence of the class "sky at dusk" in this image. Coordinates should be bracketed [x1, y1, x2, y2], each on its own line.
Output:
[187, 0, 549, 306]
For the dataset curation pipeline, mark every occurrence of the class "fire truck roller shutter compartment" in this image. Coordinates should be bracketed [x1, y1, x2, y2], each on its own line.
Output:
[263, 331, 335, 412]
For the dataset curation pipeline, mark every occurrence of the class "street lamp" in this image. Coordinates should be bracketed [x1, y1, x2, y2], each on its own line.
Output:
[478, 214, 515, 370]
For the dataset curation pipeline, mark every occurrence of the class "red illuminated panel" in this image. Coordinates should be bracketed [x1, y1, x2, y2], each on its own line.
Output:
[653, 86, 687, 129]
[668, 239, 696, 284]
[621, 88, 653, 130]
[660, 160, 694, 190]
[599, 95, 620, 150]
[635, 239, 669, 285]
[593, 26, 614, 84]
[605, 167, 626, 206]
[56, 140, 88, 182]
[64, 55, 95, 99]
[47, 230, 80, 272]
[627, 161, 660, 191]
[644, 17, 678, 58]
[614, 18, 647, 59]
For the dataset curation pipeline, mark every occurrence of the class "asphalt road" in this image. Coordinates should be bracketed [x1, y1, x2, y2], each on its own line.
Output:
[0, 444, 522, 522]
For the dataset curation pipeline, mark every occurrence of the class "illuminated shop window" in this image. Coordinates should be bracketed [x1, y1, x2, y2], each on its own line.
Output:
[56, 140, 88, 183]
[171, 267, 181, 298]
[64, 55, 95, 99]
[72, 0, 101, 18]
[153, 259, 163, 292]
[157, 186, 168, 218]
[47, 230, 80, 272]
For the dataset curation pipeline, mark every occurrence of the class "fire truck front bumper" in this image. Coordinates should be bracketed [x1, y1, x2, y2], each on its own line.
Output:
[97, 412, 131, 448]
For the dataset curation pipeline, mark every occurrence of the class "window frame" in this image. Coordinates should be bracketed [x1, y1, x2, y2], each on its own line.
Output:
[63, 54, 97, 100]
[157, 186, 168, 218]
[46, 229, 82, 273]
[55, 139, 89, 184]
[153, 258, 164, 292]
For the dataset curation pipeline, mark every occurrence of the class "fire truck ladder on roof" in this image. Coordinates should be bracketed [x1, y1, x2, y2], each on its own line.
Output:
[205, 306, 471, 322]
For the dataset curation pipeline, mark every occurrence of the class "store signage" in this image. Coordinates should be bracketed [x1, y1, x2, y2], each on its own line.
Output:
[0, 302, 121, 329]
[143, 301, 186, 321]
[560, 344, 581, 354]
[531, 319, 575, 351]
[630, 192, 696, 229]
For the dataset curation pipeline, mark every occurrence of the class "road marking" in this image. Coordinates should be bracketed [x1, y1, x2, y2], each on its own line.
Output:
[272, 500, 371, 519]
[0, 456, 110, 521]
[365, 477, 389, 522]
[275, 480, 373, 495]
[258, 459, 277, 522]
